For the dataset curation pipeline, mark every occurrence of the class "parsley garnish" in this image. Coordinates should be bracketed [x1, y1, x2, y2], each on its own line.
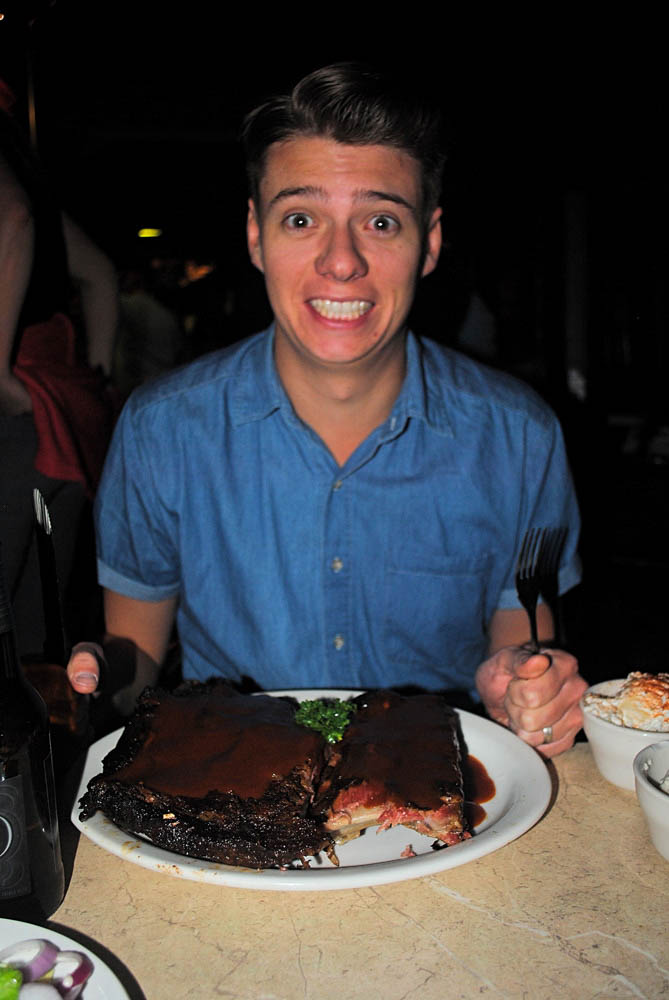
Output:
[294, 698, 357, 742]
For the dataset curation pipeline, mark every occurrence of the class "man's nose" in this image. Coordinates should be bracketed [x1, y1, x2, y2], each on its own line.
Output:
[315, 224, 368, 281]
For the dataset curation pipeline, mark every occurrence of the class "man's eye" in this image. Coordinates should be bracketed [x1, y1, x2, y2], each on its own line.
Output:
[369, 214, 399, 233]
[284, 213, 313, 230]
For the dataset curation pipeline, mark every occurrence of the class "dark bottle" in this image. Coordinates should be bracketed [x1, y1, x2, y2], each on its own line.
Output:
[0, 554, 65, 919]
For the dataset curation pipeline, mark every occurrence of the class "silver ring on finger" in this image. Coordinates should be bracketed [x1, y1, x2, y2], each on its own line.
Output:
[542, 725, 554, 744]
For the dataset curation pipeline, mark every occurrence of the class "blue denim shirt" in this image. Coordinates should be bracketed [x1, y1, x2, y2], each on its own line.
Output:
[96, 327, 580, 695]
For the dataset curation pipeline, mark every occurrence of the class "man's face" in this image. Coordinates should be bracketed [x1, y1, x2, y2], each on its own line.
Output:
[247, 136, 441, 373]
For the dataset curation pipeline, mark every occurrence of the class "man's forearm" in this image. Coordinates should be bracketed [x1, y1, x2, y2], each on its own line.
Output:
[101, 635, 162, 715]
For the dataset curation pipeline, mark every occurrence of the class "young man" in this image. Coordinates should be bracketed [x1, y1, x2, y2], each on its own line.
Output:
[68, 64, 587, 757]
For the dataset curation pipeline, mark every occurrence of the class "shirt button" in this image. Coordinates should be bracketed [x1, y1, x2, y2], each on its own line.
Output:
[333, 479, 343, 491]
[333, 634, 345, 650]
[331, 557, 343, 573]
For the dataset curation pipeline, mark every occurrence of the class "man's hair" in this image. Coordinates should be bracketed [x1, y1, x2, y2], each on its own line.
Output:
[241, 63, 446, 230]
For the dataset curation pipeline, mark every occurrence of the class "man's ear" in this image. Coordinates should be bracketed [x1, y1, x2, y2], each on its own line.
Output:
[246, 199, 264, 273]
[421, 207, 442, 278]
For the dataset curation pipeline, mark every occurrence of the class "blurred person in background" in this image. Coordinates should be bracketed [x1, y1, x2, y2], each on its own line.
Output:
[113, 263, 183, 399]
[0, 78, 118, 657]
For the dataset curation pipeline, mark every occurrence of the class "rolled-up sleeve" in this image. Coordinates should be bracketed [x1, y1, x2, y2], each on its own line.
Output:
[95, 393, 181, 601]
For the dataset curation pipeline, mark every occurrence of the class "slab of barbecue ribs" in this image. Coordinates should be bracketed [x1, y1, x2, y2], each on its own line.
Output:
[316, 689, 468, 847]
[79, 681, 468, 869]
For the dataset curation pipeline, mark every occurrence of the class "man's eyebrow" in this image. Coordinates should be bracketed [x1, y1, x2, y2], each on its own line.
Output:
[266, 186, 416, 212]
[355, 189, 416, 211]
[267, 185, 325, 209]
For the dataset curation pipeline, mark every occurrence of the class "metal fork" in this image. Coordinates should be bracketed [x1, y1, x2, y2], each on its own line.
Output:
[537, 525, 567, 642]
[515, 526, 566, 651]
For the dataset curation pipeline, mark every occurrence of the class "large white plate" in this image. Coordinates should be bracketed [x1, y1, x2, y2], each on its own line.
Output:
[0, 918, 130, 999]
[71, 689, 551, 891]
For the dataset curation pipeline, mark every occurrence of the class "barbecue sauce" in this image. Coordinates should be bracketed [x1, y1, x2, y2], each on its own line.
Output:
[112, 690, 323, 799]
[463, 754, 496, 828]
[329, 691, 463, 808]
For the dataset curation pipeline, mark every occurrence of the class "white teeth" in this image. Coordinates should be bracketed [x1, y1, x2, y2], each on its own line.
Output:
[309, 298, 372, 320]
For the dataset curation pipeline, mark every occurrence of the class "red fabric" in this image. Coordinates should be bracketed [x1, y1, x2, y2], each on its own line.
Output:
[0, 78, 16, 114]
[13, 313, 116, 495]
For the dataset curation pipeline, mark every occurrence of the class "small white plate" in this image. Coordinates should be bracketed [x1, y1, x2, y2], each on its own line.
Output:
[0, 918, 130, 999]
[72, 689, 552, 891]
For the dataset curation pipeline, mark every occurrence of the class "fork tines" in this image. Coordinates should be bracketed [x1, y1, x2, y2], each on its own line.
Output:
[515, 525, 567, 651]
[517, 526, 545, 581]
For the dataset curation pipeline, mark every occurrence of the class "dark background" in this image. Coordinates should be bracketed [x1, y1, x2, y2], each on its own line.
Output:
[2, 2, 667, 685]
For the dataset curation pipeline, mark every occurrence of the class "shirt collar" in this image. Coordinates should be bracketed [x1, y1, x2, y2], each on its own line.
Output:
[379, 331, 454, 442]
[231, 325, 454, 438]
[230, 326, 283, 425]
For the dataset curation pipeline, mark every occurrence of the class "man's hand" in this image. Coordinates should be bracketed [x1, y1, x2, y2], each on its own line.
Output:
[66, 590, 177, 716]
[67, 642, 104, 694]
[475, 645, 588, 757]
[67, 638, 159, 716]
[68, 633, 167, 716]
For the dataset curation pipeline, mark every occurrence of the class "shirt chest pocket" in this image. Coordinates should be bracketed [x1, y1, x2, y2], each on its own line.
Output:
[384, 553, 492, 670]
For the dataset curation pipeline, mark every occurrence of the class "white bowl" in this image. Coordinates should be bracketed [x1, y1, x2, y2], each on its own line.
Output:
[633, 742, 669, 862]
[580, 680, 669, 790]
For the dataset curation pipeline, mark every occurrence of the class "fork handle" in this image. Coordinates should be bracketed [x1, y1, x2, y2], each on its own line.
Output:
[527, 609, 540, 652]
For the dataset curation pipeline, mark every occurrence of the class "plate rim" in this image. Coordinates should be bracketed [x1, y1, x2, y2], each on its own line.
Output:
[71, 688, 551, 891]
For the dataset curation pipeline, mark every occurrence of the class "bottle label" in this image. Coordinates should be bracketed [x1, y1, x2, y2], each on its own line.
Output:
[0, 774, 31, 899]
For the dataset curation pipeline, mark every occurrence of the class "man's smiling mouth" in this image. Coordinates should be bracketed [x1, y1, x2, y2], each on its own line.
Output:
[308, 298, 373, 321]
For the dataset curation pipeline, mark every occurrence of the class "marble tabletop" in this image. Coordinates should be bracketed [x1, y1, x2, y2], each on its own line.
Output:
[50, 743, 669, 1000]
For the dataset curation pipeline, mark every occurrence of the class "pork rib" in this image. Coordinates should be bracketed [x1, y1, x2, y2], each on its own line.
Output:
[315, 690, 469, 846]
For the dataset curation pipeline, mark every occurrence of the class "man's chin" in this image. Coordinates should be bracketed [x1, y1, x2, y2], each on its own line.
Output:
[274, 323, 408, 373]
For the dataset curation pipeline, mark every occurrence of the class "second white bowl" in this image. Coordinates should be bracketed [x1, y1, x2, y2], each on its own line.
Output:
[633, 742, 669, 862]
